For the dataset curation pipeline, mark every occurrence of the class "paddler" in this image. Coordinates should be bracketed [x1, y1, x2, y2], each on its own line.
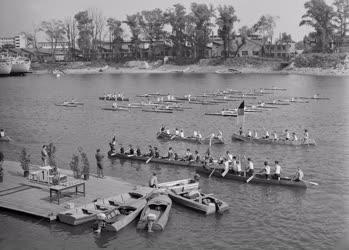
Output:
[180, 129, 185, 138]
[127, 145, 134, 155]
[194, 150, 201, 162]
[262, 161, 271, 179]
[154, 147, 160, 158]
[197, 131, 202, 139]
[0, 129, 5, 138]
[184, 148, 193, 161]
[292, 132, 298, 141]
[273, 132, 278, 141]
[246, 158, 254, 176]
[254, 130, 258, 138]
[175, 128, 180, 136]
[303, 129, 309, 143]
[217, 131, 223, 140]
[146, 145, 154, 157]
[136, 146, 141, 156]
[236, 160, 242, 176]
[160, 125, 165, 133]
[239, 127, 243, 135]
[274, 160, 281, 181]
[112, 102, 117, 109]
[285, 129, 290, 140]
[247, 129, 252, 138]
[149, 173, 158, 188]
[193, 130, 198, 138]
[265, 130, 270, 139]
[119, 144, 125, 154]
[293, 167, 304, 182]
[167, 147, 174, 159]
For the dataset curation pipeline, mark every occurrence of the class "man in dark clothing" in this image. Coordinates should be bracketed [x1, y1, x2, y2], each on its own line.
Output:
[95, 149, 104, 178]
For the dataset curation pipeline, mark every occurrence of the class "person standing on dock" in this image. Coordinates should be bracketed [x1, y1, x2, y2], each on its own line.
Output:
[95, 149, 104, 178]
[41, 145, 48, 166]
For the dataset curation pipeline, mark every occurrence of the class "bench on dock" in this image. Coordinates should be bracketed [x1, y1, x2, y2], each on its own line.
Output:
[49, 180, 86, 204]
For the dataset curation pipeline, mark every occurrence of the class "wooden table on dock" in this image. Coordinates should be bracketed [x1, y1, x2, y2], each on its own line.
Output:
[49, 180, 86, 204]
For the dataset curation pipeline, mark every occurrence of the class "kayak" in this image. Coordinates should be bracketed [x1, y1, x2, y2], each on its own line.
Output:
[142, 109, 173, 113]
[55, 103, 78, 107]
[205, 112, 237, 117]
[231, 133, 316, 146]
[99, 97, 130, 101]
[102, 107, 130, 111]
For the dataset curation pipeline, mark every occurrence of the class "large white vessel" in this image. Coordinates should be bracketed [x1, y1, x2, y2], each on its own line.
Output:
[10, 56, 31, 73]
[0, 56, 12, 75]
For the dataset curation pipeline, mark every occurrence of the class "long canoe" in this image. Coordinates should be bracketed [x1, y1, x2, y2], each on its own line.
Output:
[99, 96, 130, 101]
[231, 133, 316, 146]
[156, 132, 224, 145]
[55, 103, 78, 107]
[108, 152, 205, 168]
[102, 107, 130, 111]
[142, 109, 173, 113]
[205, 112, 237, 117]
[196, 166, 307, 189]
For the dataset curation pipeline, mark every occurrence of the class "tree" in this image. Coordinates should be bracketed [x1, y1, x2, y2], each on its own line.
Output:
[232, 25, 252, 57]
[333, 0, 349, 48]
[64, 17, 77, 61]
[106, 18, 124, 60]
[164, 4, 187, 61]
[89, 8, 106, 59]
[140, 8, 165, 60]
[40, 19, 66, 60]
[189, 3, 215, 60]
[216, 5, 239, 58]
[75, 10, 94, 59]
[277, 32, 293, 44]
[299, 0, 336, 52]
[124, 13, 143, 59]
[252, 15, 278, 56]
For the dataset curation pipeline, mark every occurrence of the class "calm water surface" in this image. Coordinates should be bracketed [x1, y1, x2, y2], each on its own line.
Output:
[0, 73, 348, 250]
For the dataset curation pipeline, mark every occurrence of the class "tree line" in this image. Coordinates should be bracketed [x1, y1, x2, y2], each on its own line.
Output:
[28, 0, 349, 63]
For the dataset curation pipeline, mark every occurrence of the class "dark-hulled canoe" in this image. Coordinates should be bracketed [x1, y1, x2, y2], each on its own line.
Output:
[108, 152, 205, 168]
[137, 193, 172, 231]
[102, 107, 130, 112]
[168, 190, 229, 215]
[156, 132, 224, 145]
[231, 133, 316, 146]
[196, 166, 308, 189]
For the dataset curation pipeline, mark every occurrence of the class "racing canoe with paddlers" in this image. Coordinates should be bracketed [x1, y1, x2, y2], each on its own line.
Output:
[195, 166, 308, 189]
[156, 131, 224, 145]
[231, 133, 316, 146]
[108, 151, 206, 168]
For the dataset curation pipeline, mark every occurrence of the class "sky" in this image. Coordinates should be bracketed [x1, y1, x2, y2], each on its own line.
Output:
[0, 0, 335, 42]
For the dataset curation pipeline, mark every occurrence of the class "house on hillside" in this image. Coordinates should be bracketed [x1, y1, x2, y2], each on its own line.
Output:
[336, 36, 349, 53]
[264, 42, 296, 59]
[233, 38, 263, 57]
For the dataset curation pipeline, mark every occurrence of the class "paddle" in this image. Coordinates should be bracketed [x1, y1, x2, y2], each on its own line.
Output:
[170, 135, 176, 140]
[246, 174, 255, 183]
[208, 164, 217, 178]
[146, 156, 153, 164]
[303, 180, 319, 186]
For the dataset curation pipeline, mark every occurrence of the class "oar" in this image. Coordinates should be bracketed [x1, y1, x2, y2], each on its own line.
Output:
[208, 165, 217, 178]
[170, 135, 176, 140]
[246, 174, 255, 183]
[146, 156, 153, 164]
[303, 180, 319, 186]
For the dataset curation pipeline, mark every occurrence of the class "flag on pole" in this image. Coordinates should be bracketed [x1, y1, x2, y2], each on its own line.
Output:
[237, 101, 245, 116]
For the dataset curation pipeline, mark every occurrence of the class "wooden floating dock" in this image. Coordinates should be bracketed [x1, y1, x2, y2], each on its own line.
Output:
[0, 161, 152, 222]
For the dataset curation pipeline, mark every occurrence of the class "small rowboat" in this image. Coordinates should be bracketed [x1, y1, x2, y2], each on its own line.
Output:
[142, 109, 173, 113]
[55, 103, 78, 107]
[102, 107, 130, 112]
[156, 132, 224, 145]
[205, 112, 237, 117]
[158, 179, 199, 193]
[196, 166, 308, 189]
[0, 136, 11, 142]
[58, 191, 146, 226]
[99, 96, 130, 101]
[96, 198, 147, 232]
[108, 152, 205, 168]
[231, 133, 316, 146]
[168, 189, 229, 215]
[137, 193, 172, 231]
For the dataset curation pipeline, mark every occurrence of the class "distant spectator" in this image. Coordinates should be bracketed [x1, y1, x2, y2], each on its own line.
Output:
[95, 149, 104, 178]
[41, 145, 48, 166]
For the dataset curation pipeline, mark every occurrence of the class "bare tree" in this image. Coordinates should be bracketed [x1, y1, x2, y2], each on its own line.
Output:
[64, 17, 77, 61]
[40, 19, 66, 60]
[89, 8, 106, 59]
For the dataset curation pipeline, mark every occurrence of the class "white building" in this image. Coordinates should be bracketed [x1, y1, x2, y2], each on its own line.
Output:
[0, 34, 27, 48]
[38, 41, 69, 49]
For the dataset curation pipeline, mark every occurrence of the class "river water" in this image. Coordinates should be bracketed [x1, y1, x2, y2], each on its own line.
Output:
[0, 73, 348, 250]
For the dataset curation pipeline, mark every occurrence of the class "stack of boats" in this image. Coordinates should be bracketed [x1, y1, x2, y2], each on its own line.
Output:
[57, 178, 229, 233]
[0, 54, 31, 75]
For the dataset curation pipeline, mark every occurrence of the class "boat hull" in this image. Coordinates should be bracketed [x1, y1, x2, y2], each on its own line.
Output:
[231, 133, 316, 146]
[0, 136, 10, 142]
[0, 62, 12, 75]
[156, 132, 224, 145]
[11, 61, 31, 73]
[196, 166, 307, 189]
[169, 191, 229, 215]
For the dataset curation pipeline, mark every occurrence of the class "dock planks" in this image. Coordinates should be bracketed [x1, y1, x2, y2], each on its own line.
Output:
[0, 161, 152, 222]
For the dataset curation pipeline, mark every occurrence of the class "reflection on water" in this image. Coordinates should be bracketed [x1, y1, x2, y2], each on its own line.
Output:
[0, 73, 348, 250]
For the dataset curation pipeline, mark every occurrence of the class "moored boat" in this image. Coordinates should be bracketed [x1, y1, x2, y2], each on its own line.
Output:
[168, 189, 229, 215]
[137, 193, 172, 231]
[231, 133, 316, 146]
[156, 131, 224, 145]
[158, 178, 199, 193]
[108, 152, 206, 168]
[10, 56, 31, 74]
[58, 191, 146, 226]
[0, 56, 12, 75]
[196, 166, 308, 189]
[96, 198, 147, 232]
